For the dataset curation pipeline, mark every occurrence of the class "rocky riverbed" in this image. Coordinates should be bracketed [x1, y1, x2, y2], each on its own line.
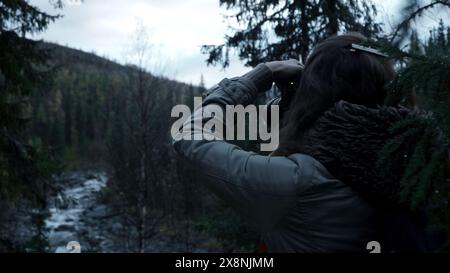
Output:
[45, 171, 217, 253]
[46, 171, 108, 253]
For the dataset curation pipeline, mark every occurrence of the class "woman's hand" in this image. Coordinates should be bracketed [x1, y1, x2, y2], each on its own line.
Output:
[242, 59, 304, 94]
[265, 59, 304, 82]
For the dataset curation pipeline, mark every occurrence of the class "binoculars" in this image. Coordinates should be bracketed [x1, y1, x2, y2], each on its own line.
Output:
[266, 73, 302, 120]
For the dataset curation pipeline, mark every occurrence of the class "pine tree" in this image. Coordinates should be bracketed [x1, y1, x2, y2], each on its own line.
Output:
[199, 74, 206, 89]
[202, 0, 382, 67]
[75, 100, 84, 149]
[389, 0, 450, 44]
[409, 31, 422, 55]
[63, 90, 73, 146]
[372, 6, 450, 251]
[437, 19, 446, 49]
[447, 27, 450, 49]
[0, 0, 62, 252]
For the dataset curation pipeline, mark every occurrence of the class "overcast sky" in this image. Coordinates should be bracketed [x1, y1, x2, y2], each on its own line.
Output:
[31, 0, 444, 87]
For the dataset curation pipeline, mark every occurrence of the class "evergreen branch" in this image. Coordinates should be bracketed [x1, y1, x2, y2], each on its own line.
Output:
[390, 0, 450, 43]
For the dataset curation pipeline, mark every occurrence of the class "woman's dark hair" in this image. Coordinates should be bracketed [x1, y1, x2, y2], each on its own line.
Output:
[272, 32, 395, 156]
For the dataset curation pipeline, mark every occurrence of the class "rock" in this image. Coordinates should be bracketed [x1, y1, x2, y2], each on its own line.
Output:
[55, 224, 76, 232]
[83, 204, 109, 219]
[85, 174, 98, 180]
[46, 171, 112, 253]
[48, 231, 74, 246]
[111, 222, 123, 233]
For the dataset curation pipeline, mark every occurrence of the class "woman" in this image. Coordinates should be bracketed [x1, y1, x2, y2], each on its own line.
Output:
[173, 33, 432, 252]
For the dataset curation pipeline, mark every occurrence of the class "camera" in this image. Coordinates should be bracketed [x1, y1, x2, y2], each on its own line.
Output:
[266, 74, 302, 121]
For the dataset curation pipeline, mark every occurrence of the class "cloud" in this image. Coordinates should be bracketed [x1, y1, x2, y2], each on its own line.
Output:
[32, 0, 448, 88]
[32, 0, 247, 87]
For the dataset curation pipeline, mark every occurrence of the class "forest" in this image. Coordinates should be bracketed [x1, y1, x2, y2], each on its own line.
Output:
[0, 0, 449, 253]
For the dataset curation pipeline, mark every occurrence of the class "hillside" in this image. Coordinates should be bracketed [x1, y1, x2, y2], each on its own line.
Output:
[30, 41, 204, 166]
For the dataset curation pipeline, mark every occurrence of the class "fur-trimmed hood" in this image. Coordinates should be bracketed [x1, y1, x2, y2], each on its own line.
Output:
[300, 100, 449, 251]
[300, 100, 413, 206]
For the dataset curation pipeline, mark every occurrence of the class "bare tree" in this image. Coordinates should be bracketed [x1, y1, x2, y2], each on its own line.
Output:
[106, 22, 172, 253]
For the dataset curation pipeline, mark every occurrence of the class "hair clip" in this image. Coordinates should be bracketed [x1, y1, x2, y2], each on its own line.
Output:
[350, 43, 389, 58]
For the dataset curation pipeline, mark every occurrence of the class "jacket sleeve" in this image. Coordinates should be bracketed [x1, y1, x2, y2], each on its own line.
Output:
[172, 64, 316, 231]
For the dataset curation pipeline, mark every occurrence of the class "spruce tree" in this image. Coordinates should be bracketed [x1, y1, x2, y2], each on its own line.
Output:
[371, 3, 450, 251]
[0, 0, 62, 251]
[202, 0, 382, 67]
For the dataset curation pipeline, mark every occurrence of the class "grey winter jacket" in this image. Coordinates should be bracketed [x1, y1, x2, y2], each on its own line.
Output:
[172, 64, 378, 252]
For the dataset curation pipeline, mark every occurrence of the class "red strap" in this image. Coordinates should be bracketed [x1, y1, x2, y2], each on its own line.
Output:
[258, 240, 267, 253]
